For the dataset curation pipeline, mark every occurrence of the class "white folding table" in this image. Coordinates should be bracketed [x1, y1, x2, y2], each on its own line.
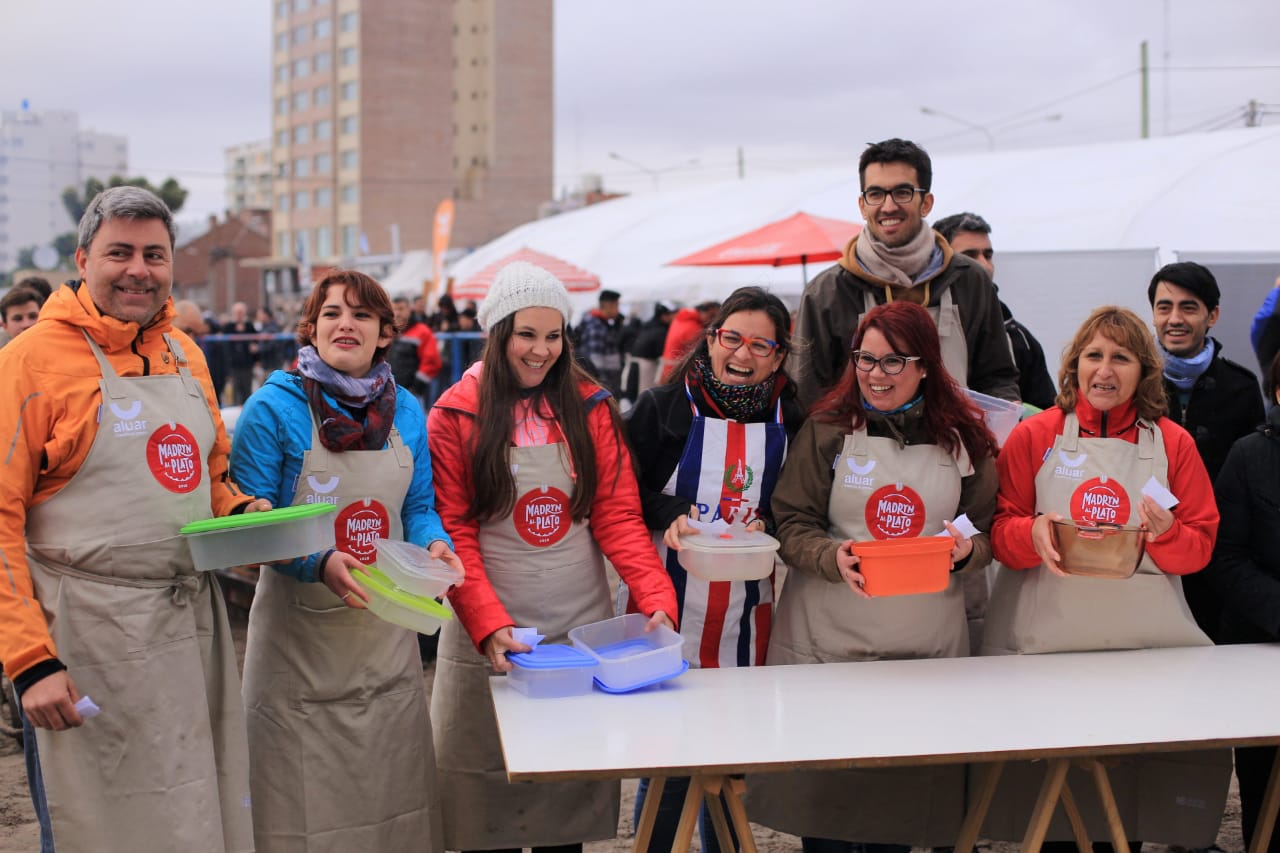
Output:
[491, 644, 1280, 852]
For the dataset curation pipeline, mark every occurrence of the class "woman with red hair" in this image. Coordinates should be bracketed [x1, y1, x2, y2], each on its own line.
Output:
[747, 300, 998, 852]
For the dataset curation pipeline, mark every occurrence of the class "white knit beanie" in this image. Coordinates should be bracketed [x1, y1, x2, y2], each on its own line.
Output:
[476, 261, 574, 331]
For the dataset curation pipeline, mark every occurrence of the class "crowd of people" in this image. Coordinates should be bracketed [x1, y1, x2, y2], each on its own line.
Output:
[2, 129, 1280, 853]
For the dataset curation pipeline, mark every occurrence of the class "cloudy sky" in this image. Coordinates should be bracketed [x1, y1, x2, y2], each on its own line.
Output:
[3, 0, 1277, 224]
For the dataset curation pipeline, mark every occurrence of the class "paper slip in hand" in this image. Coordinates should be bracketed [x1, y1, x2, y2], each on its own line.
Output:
[1142, 477, 1179, 510]
[74, 696, 101, 720]
[934, 513, 980, 539]
[511, 627, 545, 647]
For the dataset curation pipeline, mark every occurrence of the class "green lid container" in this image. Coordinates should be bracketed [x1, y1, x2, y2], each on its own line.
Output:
[180, 503, 335, 535]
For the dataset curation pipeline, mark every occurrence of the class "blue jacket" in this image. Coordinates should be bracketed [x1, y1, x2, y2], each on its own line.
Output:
[230, 370, 451, 582]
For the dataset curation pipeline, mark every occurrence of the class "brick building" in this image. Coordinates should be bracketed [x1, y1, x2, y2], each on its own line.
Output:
[174, 210, 273, 316]
[267, 0, 552, 269]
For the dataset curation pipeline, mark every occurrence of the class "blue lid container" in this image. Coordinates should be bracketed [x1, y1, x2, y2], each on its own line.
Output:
[507, 644, 597, 697]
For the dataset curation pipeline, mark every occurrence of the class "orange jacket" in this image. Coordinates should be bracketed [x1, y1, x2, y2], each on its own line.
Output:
[0, 282, 253, 680]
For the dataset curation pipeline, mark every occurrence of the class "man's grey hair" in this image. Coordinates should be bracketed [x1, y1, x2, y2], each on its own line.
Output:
[77, 186, 177, 252]
[933, 212, 992, 243]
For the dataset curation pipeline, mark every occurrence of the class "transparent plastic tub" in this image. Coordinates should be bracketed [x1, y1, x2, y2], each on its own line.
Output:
[1052, 520, 1145, 579]
[964, 388, 1024, 447]
[569, 613, 684, 692]
[507, 644, 597, 698]
[677, 529, 779, 581]
[180, 504, 336, 571]
[351, 566, 453, 634]
[374, 538, 462, 598]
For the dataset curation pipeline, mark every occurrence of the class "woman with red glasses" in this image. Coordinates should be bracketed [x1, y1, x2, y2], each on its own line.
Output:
[748, 300, 998, 853]
[624, 286, 805, 852]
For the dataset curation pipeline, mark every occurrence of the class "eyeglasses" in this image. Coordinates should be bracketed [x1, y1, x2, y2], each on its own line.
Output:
[851, 350, 922, 375]
[860, 184, 926, 206]
[711, 328, 780, 358]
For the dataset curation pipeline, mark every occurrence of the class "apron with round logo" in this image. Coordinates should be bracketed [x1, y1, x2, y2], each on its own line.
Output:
[432, 441, 618, 849]
[979, 412, 1229, 844]
[24, 332, 253, 852]
[241, 414, 442, 852]
[749, 427, 969, 845]
[622, 385, 787, 668]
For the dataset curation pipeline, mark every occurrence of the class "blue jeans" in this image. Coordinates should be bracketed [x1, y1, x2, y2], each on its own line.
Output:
[19, 700, 55, 853]
[634, 776, 736, 852]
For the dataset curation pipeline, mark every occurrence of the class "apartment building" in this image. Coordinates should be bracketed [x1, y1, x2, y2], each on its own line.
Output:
[0, 108, 127, 271]
[225, 140, 274, 214]
[268, 0, 552, 267]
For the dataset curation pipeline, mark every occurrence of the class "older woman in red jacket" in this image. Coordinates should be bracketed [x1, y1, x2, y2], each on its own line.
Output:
[427, 262, 676, 853]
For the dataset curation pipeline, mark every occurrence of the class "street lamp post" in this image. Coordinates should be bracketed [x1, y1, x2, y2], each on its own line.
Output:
[607, 152, 699, 190]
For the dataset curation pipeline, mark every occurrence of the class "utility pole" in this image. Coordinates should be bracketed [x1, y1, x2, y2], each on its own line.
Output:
[1247, 99, 1259, 127]
[737, 146, 745, 179]
[1140, 40, 1150, 139]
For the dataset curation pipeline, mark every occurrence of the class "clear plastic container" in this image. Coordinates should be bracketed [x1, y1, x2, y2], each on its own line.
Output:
[964, 388, 1024, 447]
[374, 538, 462, 598]
[351, 566, 453, 634]
[569, 613, 684, 692]
[180, 504, 336, 571]
[677, 529, 779, 581]
[507, 644, 598, 698]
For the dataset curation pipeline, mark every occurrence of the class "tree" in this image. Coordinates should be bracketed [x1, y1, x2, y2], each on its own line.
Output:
[61, 174, 189, 225]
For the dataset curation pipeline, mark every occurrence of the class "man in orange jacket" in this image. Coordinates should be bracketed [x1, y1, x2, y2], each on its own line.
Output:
[0, 186, 269, 852]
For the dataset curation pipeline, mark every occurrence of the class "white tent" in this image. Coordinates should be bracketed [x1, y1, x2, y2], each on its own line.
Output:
[443, 126, 1280, 376]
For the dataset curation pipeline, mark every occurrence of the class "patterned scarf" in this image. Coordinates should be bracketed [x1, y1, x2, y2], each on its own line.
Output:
[296, 345, 397, 451]
[688, 354, 782, 422]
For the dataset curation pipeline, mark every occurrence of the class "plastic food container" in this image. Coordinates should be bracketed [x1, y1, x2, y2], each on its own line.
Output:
[374, 538, 462, 598]
[506, 644, 598, 698]
[677, 529, 780, 581]
[180, 504, 336, 571]
[1052, 520, 1145, 579]
[965, 388, 1024, 447]
[351, 566, 454, 634]
[851, 536, 954, 597]
[569, 613, 685, 692]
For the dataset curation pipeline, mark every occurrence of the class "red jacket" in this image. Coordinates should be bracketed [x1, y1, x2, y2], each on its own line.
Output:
[660, 308, 707, 380]
[403, 321, 442, 380]
[427, 368, 677, 649]
[992, 396, 1218, 574]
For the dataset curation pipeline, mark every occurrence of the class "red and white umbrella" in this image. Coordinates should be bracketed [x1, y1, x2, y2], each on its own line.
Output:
[452, 247, 601, 300]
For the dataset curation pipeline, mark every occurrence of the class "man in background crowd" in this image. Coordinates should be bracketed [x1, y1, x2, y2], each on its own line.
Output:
[661, 299, 719, 381]
[1149, 261, 1263, 638]
[390, 294, 443, 406]
[577, 288, 626, 395]
[0, 285, 45, 349]
[934, 212, 1056, 410]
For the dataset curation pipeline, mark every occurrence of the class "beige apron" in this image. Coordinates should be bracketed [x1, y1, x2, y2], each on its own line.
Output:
[432, 442, 619, 849]
[748, 428, 968, 845]
[241, 416, 441, 853]
[25, 332, 253, 853]
[979, 412, 1229, 844]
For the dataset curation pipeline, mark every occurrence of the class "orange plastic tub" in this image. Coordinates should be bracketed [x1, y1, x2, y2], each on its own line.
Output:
[851, 536, 954, 597]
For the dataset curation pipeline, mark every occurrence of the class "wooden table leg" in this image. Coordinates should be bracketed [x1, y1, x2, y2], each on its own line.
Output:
[701, 776, 736, 853]
[1249, 748, 1280, 853]
[724, 777, 759, 853]
[1083, 758, 1130, 853]
[1022, 757, 1071, 852]
[1059, 778, 1093, 851]
[955, 761, 1004, 853]
[672, 774, 704, 853]
[633, 776, 666, 853]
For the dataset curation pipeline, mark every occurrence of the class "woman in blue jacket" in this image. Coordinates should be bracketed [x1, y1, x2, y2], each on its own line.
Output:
[231, 270, 459, 852]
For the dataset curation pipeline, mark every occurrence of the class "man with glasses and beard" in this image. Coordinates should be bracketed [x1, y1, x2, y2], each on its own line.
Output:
[792, 138, 1018, 409]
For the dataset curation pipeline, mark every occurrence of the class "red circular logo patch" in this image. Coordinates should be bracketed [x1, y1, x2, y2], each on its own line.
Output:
[1070, 476, 1131, 525]
[514, 486, 571, 547]
[145, 422, 202, 493]
[864, 483, 926, 539]
[335, 499, 391, 564]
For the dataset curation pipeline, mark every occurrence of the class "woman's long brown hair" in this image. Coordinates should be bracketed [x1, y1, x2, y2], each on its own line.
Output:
[467, 312, 620, 522]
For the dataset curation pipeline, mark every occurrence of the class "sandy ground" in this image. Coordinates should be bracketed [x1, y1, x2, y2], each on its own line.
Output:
[0, 607, 1246, 852]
